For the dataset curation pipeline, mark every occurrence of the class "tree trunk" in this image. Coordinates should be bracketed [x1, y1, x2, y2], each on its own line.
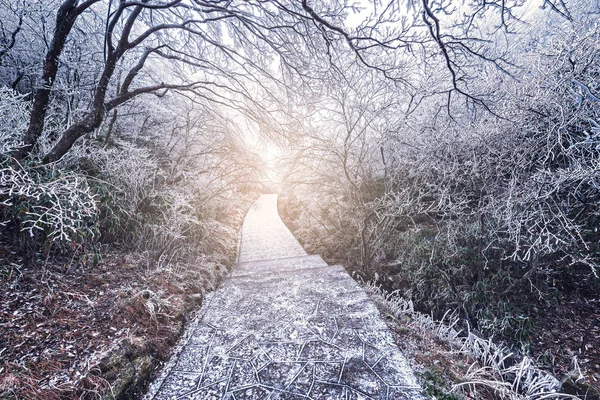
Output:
[43, 43, 120, 163]
[42, 2, 145, 162]
[14, 0, 80, 160]
[43, 111, 103, 163]
[104, 109, 118, 143]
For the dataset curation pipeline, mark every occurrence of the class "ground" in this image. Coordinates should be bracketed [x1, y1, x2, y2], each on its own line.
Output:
[529, 292, 600, 394]
[362, 284, 600, 400]
[0, 246, 228, 400]
[376, 308, 483, 400]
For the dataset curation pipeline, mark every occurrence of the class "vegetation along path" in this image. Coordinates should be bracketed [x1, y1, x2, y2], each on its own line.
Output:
[145, 194, 425, 399]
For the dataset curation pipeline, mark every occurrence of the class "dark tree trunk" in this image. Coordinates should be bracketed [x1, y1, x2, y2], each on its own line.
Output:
[14, 0, 80, 160]
[0, 12, 22, 65]
[43, 37, 120, 163]
[104, 109, 118, 143]
[42, 57, 115, 163]
[43, 111, 103, 163]
[42, 3, 144, 163]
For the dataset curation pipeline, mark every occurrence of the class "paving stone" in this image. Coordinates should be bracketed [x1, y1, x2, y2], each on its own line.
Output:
[269, 390, 308, 400]
[260, 341, 302, 362]
[230, 385, 273, 400]
[314, 361, 343, 384]
[145, 194, 425, 400]
[285, 362, 314, 393]
[298, 340, 345, 362]
[152, 372, 201, 400]
[340, 357, 385, 397]
[201, 356, 236, 385]
[233, 254, 327, 277]
[257, 361, 304, 389]
[173, 346, 208, 372]
[228, 360, 260, 391]
[309, 382, 347, 399]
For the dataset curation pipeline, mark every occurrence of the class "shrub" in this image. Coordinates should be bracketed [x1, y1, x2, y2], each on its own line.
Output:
[0, 159, 99, 257]
[0, 87, 28, 156]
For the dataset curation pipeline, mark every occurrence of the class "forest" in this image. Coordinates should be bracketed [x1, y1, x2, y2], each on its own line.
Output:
[0, 0, 598, 399]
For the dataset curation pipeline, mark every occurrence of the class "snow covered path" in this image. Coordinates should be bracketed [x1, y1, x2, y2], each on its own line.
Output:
[146, 194, 424, 400]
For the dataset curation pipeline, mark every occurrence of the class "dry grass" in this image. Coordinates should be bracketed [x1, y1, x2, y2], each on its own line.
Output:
[0, 248, 231, 400]
[363, 281, 589, 400]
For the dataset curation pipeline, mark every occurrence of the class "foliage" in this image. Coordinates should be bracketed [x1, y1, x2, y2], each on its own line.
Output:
[0, 87, 27, 154]
[362, 282, 583, 400]
[72, 98, 261, 268]
[421, 368, 464, 400]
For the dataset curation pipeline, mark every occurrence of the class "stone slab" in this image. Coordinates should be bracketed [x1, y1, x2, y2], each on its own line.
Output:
[231, 255, 328, 277]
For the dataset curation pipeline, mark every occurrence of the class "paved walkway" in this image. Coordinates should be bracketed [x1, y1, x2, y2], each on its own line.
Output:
[237, 194, 307, 263]
[145, 194, 424, 400]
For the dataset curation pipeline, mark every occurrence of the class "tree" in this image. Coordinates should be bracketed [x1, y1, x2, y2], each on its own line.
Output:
[13, 0, 329, 162]
[13, 0, 581, 164]
[15, 0, 100, 159]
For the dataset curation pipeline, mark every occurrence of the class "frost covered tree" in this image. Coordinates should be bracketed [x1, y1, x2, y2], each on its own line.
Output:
[2, 0, 582, 163]
[278, 0, 600, 346]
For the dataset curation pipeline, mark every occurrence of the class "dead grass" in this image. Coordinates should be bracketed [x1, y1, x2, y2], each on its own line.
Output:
[365, 284, 596, 400]
[0, 248, 230, 399]
[370, 293, 494, 400]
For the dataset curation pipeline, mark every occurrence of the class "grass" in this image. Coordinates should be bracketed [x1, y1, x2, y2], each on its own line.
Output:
[0, 249, 235, 399]
[362, 281, 586, 400]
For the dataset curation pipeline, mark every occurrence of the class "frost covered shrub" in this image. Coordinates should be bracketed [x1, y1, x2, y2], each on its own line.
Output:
[363, 282, 566, 400]
[486, 27, 600, 279]
[281, 23, 600, 345]
[395, 31, 600, 338]
[0, 88, 99, 258]
[0, 87, 28, 155]
[62, 109, 255, 270]
[280, 188, 370, 267]
[0, 86, 69, 159]
[0, 160, 99, 256]
[69, 140, 157, 244]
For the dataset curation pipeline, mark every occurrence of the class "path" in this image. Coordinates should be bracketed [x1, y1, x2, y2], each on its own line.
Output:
[145, 194, 425, 400]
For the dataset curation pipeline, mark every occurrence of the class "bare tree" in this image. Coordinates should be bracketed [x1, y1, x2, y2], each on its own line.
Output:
[14, 0, 329, 162]
[14, 0, 100, 159]
[11, 0, 579, 164]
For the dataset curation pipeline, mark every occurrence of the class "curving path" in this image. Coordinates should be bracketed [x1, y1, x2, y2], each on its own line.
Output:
[145, 194, 425, 400]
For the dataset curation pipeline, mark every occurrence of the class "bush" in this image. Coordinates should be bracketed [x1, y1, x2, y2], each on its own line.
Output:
[0, 87, 28, 155]
[0, 159, 99, 257]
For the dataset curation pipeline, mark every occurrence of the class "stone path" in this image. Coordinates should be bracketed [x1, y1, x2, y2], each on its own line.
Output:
[145, 194, 425, 400]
